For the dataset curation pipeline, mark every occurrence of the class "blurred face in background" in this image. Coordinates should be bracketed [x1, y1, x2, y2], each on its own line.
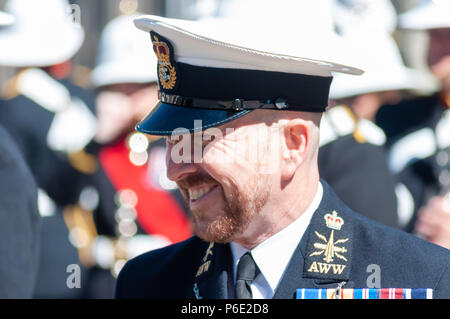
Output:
[428, 28, 450, 92]
[94, 82, 159, 144]
[335, 90, 403, 121]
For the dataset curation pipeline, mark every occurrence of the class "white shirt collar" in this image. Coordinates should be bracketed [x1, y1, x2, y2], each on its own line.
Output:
[230, 181, 323, 298]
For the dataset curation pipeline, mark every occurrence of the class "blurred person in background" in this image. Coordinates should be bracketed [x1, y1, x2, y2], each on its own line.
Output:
[75, 12, 192, 298]
[0, 9, 40, 299]
[0, 0, 97, 298]
[375, 0, 450, 247]
[322, 0, 423, 229]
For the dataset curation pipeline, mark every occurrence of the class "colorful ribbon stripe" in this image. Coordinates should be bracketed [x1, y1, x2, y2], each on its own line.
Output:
[296, 288, 433, 299]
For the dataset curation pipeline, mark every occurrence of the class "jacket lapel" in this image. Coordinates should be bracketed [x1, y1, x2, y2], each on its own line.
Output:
[274, 180, 355, 298]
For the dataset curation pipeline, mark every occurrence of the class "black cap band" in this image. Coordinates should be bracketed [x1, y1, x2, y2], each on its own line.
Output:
[160, 62, 332, 112]
[159, 91, 315, 112]
[151, 30, 332, 112]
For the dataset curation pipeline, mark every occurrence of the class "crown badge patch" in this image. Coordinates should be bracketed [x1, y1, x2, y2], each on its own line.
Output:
[324, 210, 344, 230]
[151, 31, 177, 90]
[310, 211, 348, 263]
[305, 210, 351, 280]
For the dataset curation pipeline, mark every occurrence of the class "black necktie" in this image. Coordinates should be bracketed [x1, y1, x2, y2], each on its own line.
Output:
[235, 252, 260, 299]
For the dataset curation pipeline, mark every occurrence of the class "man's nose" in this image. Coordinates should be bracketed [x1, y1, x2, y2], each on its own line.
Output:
[167, 160, 200, 182]
[166, 145, 200, 182]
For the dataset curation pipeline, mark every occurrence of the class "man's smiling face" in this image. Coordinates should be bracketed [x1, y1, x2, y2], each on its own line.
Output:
[164, 112, 282, 243]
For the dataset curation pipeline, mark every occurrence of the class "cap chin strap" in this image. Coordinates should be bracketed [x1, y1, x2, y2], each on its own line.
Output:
[159, 91, 292, 111]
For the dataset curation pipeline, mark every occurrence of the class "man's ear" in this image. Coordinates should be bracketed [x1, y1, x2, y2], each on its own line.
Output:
[281, 119, 309, 180]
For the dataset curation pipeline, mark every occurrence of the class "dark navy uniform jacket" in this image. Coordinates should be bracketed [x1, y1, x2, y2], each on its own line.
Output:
[0, 124, 40, 298]
[115, 181, 450, 299]
[0, 75, 95, 298]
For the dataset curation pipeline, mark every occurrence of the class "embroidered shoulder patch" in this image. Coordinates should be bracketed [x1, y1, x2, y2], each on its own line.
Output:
[304, 210, 352, 281]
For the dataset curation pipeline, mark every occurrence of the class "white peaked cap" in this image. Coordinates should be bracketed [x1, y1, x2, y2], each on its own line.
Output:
[213, 0, 335, 31]
[92, 14, 158, 88]
[330, 32, 419, 99]
[132, 13, 364, 136]
[399, 0, 450, 30]
[133, 14, 363, 77]
[197, 0, 348, 64]
[0, 0, 84, 67]
[333, 0, 397, 34]
[0, 11, 14, 26]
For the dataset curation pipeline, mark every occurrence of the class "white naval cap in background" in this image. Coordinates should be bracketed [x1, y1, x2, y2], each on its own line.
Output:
[0, 0, 84, 67]
[91, 13, 158, 88]
[330, 33, 420, 99]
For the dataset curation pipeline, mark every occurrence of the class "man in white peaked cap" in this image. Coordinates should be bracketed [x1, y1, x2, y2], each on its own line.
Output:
[115, 15, 450, 300]
[199, 0, 401, 230]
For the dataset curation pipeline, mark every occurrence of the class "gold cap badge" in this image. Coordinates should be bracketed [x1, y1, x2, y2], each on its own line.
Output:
[151, 32, 177, 90]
